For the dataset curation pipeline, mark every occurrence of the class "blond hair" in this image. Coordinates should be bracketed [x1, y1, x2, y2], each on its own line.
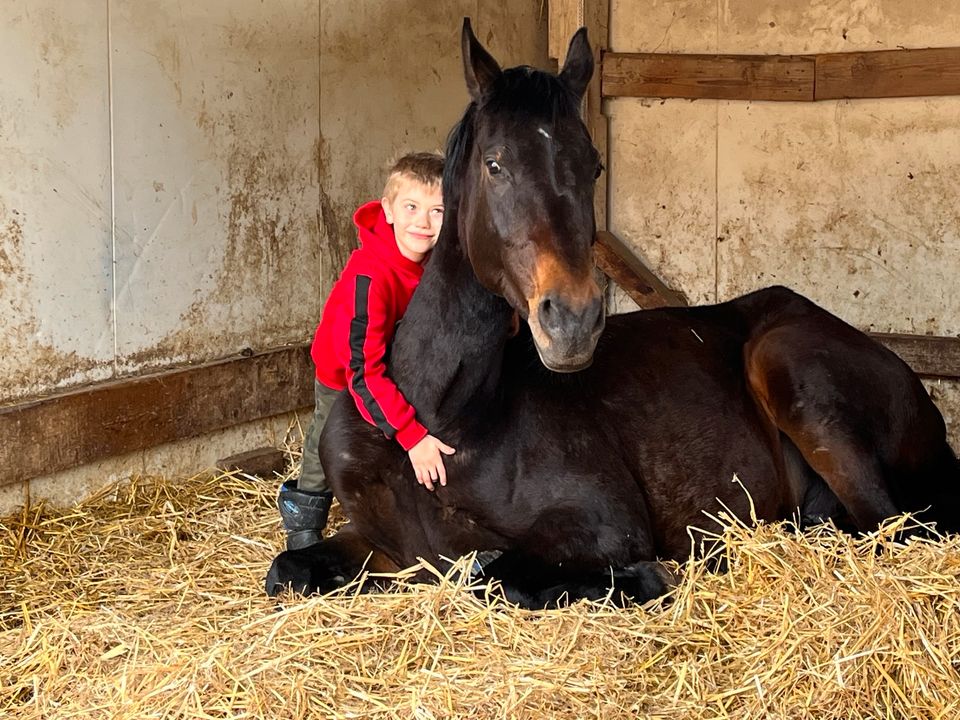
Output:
[383, 152, 444, 201]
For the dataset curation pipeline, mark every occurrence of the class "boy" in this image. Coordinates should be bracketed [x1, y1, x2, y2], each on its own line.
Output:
[278, 152, 454, 550]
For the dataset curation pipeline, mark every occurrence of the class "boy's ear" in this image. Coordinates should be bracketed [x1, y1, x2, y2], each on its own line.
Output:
[462, 18, 501, 101]
[381, 197, 393, 224]
[559, 28, 593, 103]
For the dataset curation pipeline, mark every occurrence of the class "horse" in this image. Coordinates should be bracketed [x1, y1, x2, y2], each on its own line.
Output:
[266, 19, 960, 607]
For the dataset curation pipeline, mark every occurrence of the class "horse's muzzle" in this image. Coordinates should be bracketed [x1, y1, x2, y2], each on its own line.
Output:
[530, 292, 605, 372]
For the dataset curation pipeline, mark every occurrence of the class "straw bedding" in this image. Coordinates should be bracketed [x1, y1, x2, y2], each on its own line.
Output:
[1, 453, 959, 719]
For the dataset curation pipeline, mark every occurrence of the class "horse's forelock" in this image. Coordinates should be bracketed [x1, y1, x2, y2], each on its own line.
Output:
[486, 67, 579, 120]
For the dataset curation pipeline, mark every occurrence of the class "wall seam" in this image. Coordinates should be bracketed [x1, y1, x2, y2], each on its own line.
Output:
[714, 0, 720, 304]
[107, 0, 118, 373]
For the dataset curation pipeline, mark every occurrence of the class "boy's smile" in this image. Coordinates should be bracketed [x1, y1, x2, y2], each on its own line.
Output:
[382, 179, 444, 263]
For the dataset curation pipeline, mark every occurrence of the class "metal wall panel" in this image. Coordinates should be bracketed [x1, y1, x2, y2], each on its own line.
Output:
[0, 1, 113, 402]
[111, 0, 321, 371]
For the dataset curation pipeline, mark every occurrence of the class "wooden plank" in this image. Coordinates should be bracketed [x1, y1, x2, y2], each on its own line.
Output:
[0, 345, 314, 486]
[583, 0, 609, 231]
[602, 52, 815, 101]
[601, 47, 960, 101]
[871, 333, 960, 379]
[816, 47, 960, 100]
[548, 1, 610, 229]
[595, 230, 688, 308]
[548, 0, 581, 66]
[216, 447, 289, 479]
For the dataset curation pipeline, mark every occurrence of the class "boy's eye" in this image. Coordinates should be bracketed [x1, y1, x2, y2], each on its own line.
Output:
[431, 208, 444, 216]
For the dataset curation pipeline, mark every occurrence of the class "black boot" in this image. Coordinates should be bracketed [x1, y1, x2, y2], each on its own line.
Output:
[277, 480, 333, 550]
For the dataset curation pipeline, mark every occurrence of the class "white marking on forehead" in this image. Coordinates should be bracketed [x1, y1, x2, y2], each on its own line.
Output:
[537, 127, 552, 140]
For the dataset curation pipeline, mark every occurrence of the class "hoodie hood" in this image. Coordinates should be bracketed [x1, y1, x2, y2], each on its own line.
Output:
[353, 200, 426, 278]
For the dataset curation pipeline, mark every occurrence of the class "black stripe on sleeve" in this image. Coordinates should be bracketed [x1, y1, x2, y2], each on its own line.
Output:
[349, 275, 397, 438]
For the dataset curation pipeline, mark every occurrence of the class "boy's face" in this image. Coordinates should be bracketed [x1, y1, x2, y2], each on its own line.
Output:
[381, 179, 444, 263]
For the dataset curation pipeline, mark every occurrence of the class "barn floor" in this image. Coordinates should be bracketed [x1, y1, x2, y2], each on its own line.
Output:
[1, 459, 959, 719]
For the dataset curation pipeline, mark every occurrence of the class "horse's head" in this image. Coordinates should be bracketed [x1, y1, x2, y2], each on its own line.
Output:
[452, 19, 604, 373]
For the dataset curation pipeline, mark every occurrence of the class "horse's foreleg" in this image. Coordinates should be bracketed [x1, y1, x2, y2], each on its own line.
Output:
[265, 525, 401, 598]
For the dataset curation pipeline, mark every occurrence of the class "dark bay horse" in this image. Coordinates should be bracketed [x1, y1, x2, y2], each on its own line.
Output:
[267, 20, 960, 607]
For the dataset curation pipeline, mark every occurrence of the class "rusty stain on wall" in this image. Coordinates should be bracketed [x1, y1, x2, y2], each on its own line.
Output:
[0, 202, 110, 400]
[0, 211, 24, 278]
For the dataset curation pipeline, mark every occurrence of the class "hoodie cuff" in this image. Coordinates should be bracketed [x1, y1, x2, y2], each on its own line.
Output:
[394, 420, 428, 451]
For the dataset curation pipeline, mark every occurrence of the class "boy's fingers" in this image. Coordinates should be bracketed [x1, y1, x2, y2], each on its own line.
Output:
[421, 468, 434, 491]
[437, 463, 447, 487]
[439, 443, 455, 455]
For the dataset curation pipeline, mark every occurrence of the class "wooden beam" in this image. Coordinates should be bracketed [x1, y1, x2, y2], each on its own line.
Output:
[595, 230, 688, 309]
[583, 0, 609, 231]
[871, 333, 960, 379]
[0, 345, 314, 486]
[816, 47, 960, 100]
[547, 0, 581, 67]
[602, 52, 815, 101]
[601, 47, 960, 101]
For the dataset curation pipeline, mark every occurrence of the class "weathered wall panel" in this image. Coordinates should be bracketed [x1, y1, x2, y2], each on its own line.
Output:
[607, 99, 717, 306]
[0, 1, 114, 401]
[111, 1, 321, 372]
[717, 97, 960, 336]
[715, 1, 960, 54]
[607, 1, 960, 447]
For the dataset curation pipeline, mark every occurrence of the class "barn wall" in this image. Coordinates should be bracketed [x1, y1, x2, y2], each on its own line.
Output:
[606, 0, 960, 448]
[0, 1, 548, 512]
[0, 0, 321, 399]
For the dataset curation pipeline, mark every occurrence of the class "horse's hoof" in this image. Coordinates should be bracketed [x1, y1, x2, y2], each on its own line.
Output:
[265, 551, 314, 597]
[265, 549, 352, 598]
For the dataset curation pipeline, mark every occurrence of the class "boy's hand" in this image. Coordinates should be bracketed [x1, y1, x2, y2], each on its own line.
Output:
[408, 435, 456, 491]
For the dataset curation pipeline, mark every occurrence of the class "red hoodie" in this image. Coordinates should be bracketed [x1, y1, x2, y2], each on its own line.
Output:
[311, 200, 428, 450]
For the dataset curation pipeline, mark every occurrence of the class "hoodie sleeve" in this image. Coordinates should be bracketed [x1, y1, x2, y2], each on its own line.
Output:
[338, 273, 428, 451]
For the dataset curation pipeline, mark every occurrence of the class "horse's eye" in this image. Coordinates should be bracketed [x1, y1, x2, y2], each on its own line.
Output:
[485, 159, 502, 176]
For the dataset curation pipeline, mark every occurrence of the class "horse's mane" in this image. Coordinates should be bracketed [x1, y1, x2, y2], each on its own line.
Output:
[441, 66, 581, 213]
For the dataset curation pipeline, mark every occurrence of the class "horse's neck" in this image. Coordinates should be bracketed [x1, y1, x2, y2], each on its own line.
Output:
[389, 226, 512, 431]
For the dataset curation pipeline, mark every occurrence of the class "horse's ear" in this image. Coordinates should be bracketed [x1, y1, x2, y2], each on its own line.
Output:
[462, 18, 502, 101]
[559, 28, 594, 102]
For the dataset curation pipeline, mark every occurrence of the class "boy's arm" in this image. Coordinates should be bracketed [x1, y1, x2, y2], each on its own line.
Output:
[338, 275, 427, 451]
